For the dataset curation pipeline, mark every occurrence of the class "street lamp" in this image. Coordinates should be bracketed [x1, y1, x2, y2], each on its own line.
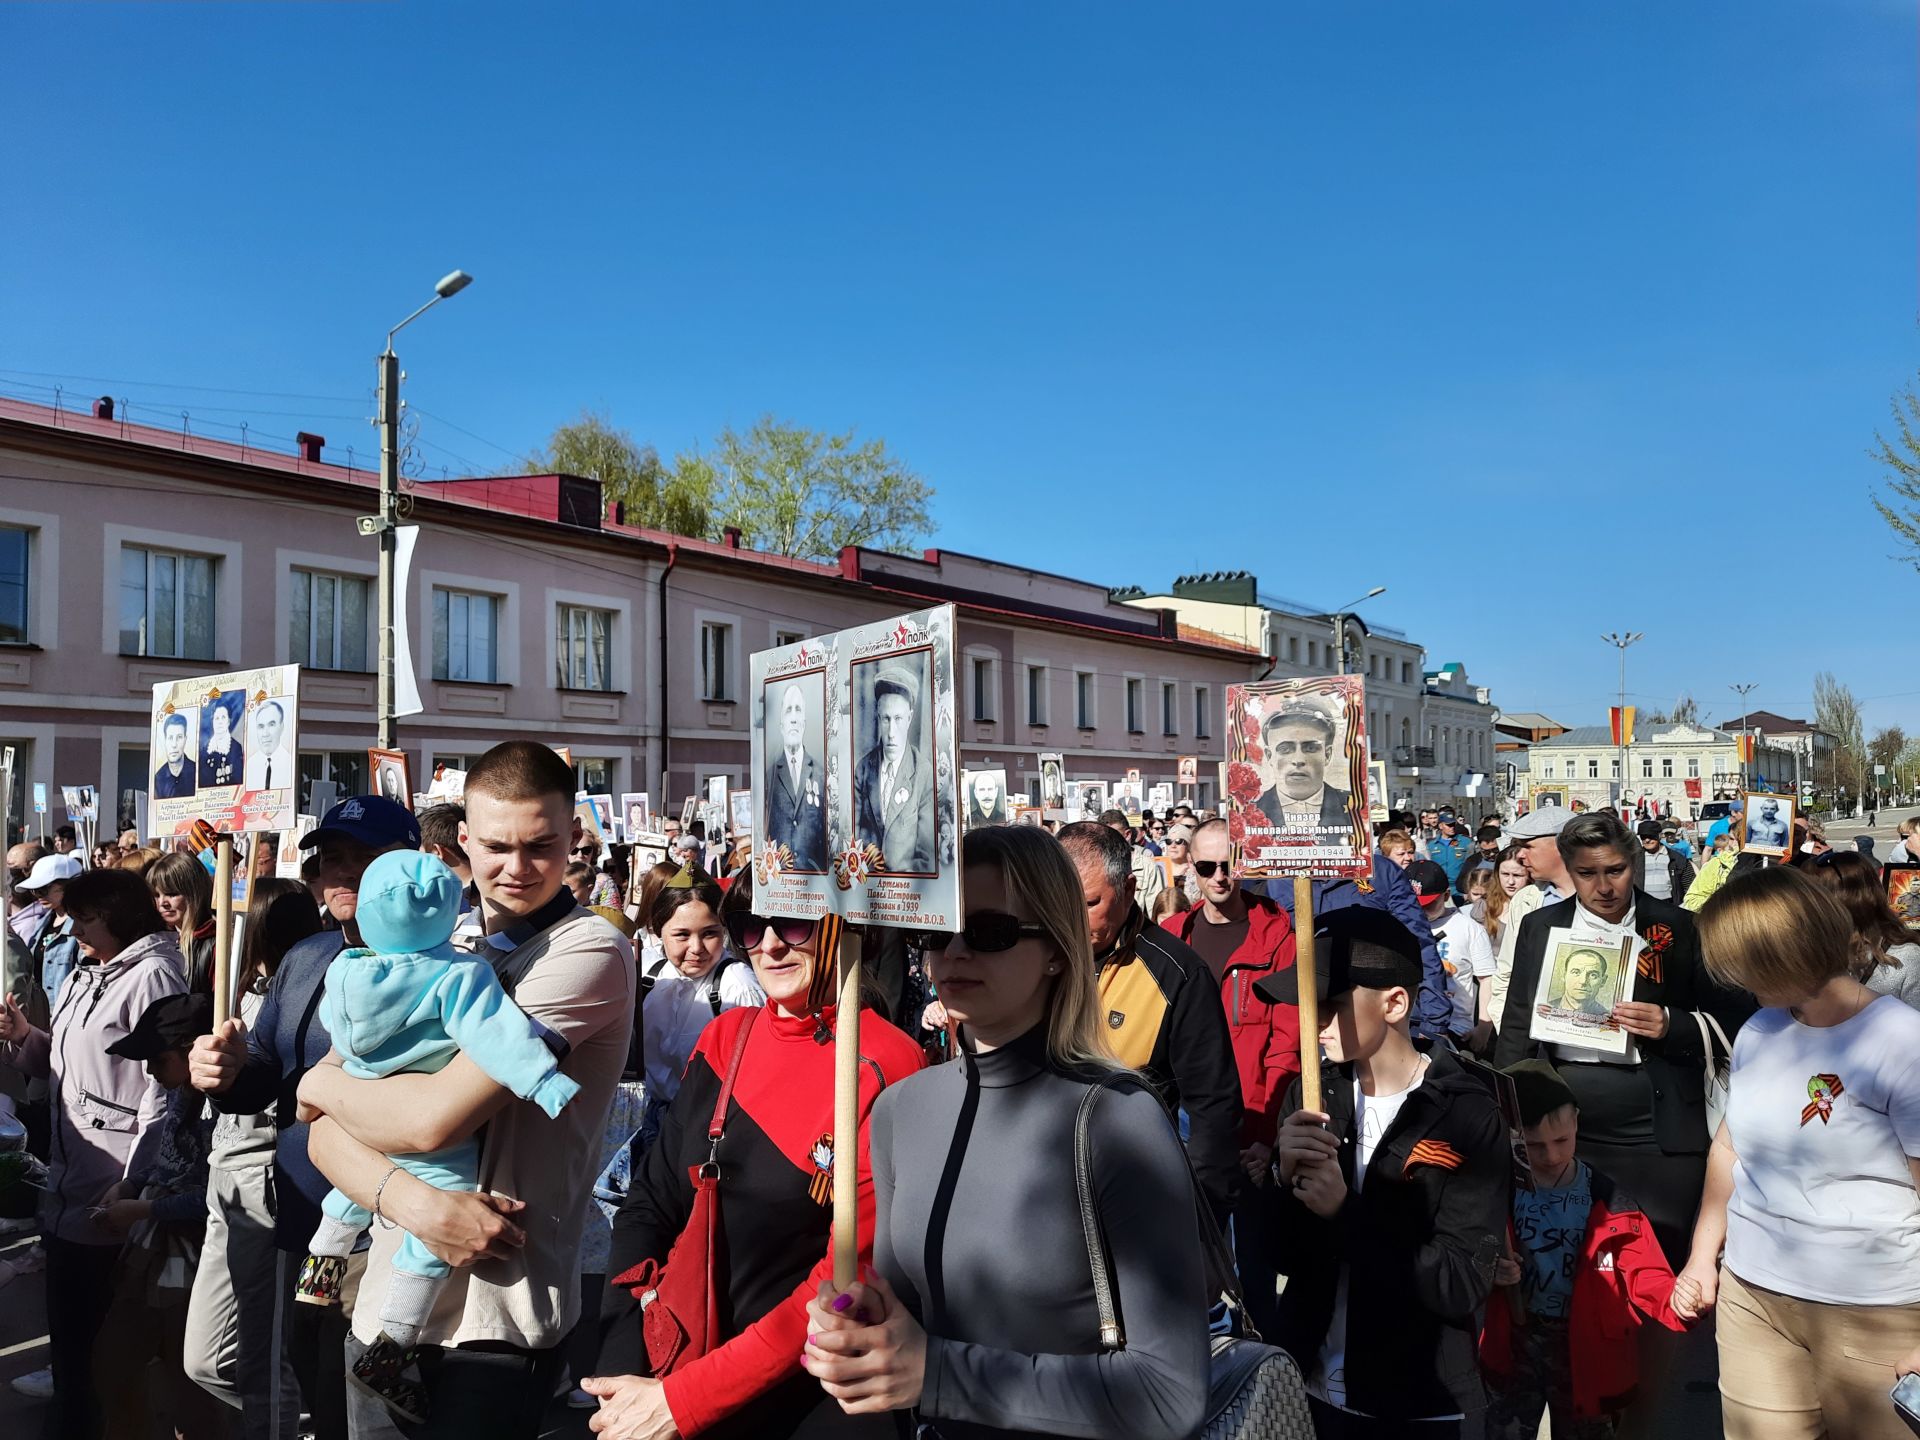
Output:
[372, 270, 473, 749]
[1329, 587, 1387, 676]
[1729, 682, 1756, 794]
[1601, 632, 1643, 804]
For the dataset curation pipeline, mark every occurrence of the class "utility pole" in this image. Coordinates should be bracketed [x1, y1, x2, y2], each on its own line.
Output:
[365, 270, 472, 751]
[1328, 586, 1387, 676]
[1729, 682, 1756, 794]
[1601, 632, 1643, 808]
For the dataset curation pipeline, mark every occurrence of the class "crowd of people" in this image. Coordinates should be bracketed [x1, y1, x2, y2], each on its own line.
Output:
[4, 762, 1920, 1440]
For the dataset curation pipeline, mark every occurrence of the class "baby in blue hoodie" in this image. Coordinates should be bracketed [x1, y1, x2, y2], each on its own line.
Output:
[297, 851, 579, 1421]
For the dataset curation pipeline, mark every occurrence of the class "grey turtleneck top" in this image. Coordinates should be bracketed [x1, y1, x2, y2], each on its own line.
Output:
[869, 1026, 1209, 1440]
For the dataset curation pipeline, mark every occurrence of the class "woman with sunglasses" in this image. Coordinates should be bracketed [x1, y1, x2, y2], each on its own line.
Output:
[802, 824, 1209, 1440]
[587, 877, 924, 1440]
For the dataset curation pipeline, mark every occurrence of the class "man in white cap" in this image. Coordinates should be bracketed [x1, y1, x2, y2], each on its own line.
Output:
[1486, 805, 1577, 1031]
[855, 661, 936, 872]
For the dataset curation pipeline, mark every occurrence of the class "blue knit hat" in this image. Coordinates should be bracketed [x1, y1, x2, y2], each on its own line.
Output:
[353, 850, 463, 955]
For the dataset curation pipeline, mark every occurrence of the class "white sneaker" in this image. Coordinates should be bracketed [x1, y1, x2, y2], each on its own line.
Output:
[10, 1366, 54, 1399]
[567, 1386, 596, 1409]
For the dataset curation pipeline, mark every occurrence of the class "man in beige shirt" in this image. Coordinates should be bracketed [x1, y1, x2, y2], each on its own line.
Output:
[303, 742, 633, 1438]
[1487, 805, 1575, 1030]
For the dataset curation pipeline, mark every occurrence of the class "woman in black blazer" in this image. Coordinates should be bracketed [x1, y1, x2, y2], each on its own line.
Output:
[1493, 811, 1754, 1263]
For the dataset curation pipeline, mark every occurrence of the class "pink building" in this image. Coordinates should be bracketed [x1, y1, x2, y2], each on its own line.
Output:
[0, 396, 1258, 837]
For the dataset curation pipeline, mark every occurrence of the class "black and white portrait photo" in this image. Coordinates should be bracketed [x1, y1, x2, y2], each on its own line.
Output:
[964, 768, 1011, 828]
[1252, 698, 1353, 830]
[198, 689, 246, 790]
[368, 748, 413, 812]
[1742, 792, 1795, 857]
[1038, 753, 1064, 808]
[763, 673, 829, 871]
[620, 792, 652, 841]
[153, 711, 197, 800]
[852, 651, 938, 874]
[243, 697, 292, 792]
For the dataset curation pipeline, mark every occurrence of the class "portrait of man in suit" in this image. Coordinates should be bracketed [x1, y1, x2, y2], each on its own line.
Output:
[198, 690, 245, 790]
[965, 768, 1009, 829]
[1039, 755, 1064, 808]
[1252, 700, 1352, 830]
[242, 699, 290, 792]
[765, 679, 828, 871]
[854, 659, 936, 873]
[153, 712, 197, 799]
[1549, 946, 1615, 1017]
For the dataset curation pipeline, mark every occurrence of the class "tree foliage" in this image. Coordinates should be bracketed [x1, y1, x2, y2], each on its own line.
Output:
[527, 410, 709, 537]
[1869, 726, 1908, 770]
[1813, 671, 1866, 799]
[1871, 373, 1920, 571]
[710, 416, 933, 561]
[1641, 692, 1700, 728]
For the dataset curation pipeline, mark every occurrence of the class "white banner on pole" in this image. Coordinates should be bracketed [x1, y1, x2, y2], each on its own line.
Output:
[394, 524, 424, 718]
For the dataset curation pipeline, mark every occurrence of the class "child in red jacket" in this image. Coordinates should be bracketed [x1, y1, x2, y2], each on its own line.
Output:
[1481, 1060, 1689, 1439]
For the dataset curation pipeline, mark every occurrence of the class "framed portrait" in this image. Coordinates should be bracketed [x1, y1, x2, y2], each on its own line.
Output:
[588, 794, 615, 838]
[368, 749, 412, 810]
[149, 666, 301, 840]
[680, 795, 697, 828]
[574, 800, 605, 848]
[552, 746, 573, 768]
[1531, 788, 1567, 811]
[1147, 782, 1174, 814]
[1527, 929, 1636, 1056]
[1739, 791, 1796, 859]
[759, 668, 829, 873]
[619, 792, 652, 841]
[962, 767, 1011, 829]
[1038, 752, 1065, 809]
[1225, 675, 1371, 879]
[729, 787, 754, 841]
[706, 774, 729, 811]
[1367, 760, 1390, 822]
[1073, 780, 1109, 823]
[1886, 865, 1920, 931]
[1177, 755, 1198, 787]
[748, 604, 959, 931]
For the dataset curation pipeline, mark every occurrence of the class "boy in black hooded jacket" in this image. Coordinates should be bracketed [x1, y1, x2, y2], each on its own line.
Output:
[1265, 909, 1509, 1438]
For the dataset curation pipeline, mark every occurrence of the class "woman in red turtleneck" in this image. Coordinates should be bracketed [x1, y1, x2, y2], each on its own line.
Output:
[586, 875, 924, 1440]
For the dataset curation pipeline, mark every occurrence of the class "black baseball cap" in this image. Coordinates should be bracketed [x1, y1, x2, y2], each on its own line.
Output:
[107, 992, 213, 1061]
[1254, 908, 1424, 1005]
[300, 795, 422, 853]
[1404, 858, 1450, 904]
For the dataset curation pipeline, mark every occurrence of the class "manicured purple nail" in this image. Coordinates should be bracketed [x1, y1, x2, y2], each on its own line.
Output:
[831, 1293, 854, 1313]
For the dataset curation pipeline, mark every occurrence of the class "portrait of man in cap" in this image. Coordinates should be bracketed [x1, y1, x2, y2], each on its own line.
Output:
[1039, 754, 1064, 808]
[1252, 699, 1353, 829]
[764, 676, 828, 870]
[854, 655, 937, 872]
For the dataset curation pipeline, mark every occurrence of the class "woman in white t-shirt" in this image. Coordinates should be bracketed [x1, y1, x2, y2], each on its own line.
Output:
[1677, 867, 1920, 1439]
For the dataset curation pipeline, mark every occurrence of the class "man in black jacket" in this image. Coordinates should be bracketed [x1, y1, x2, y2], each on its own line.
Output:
[1266, 909, 1508, 1437]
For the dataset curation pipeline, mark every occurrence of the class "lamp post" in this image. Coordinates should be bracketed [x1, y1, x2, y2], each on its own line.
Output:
[1601, 632, 1643, 806]
[1729, 682, 1756, 794]
[1329, 587, 1387, 676]
[370, 270, 472, 750]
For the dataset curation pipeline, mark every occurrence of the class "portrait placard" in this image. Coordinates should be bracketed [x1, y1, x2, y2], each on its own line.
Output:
[962, 767, 1011, 829]
[729, 788, 754, 840]
[149, 665, 300, 839]
[679, 795, 696, 828]
[1739, 791, 1796, 859]
[1177, 755, 1198, 787]
[1367, 760, 1390, 822]
[1225, 675, 1370, 879]
[276, 818, 315, 881]
[1112, 779, 1144, 820]
[1526, 928, 1637, 1056]
[1037, 752, 1065, 809]
[629, 829, 669, 873]
[619, 792, 652, 842]
[1886, 864, 1920, 930]
[1147, 782, 1174, 814]
[1531, 788, 1567, 812]
[1071, 780, 1109, 823]
[368, 749, 412, 811]
[748, 604, 959, 930]
[574, 801, 604, 848]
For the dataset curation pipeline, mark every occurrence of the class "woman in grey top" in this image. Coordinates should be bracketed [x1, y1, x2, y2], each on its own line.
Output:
[1808, 849, 1920, 1009]
[802, 825, 1209, 1440]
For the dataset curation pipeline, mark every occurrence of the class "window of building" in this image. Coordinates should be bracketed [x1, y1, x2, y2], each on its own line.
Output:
[116, 744, 148, 834]
[1287, 636, 1300, 662]
[1026, 665, 1049, 725]
[774, 629, 806, 648]
[289, 569, 370, 672]
[556, 604, 614, 691]
[1713, 755, 1727, 777]
[575, 756, 617, 795]
[1688, 757, 1700, 779]
[119, 545, 216, 660]
[1075, 672, 1095, 729]
[1610, 758, 1620, 779]
[971, 656, 996, 722]
[432, 587, 500, 683]
[1161, 682, 1178, 736]
[1400, 717, 1412, 747]
[297, 750, 369, 813]
[1125, 678, 1144, 734]
[1194, 685, 1212, 739]
[1642, 757, 1654, 778]
[1543, 761, 1555, 779]
[1588, 759, 1599, 779]
[1662, 757, 1674, 779]
[700, 621, 734, 701]
[0, 528, 28, 645]
[1307, 640, 1319, 667]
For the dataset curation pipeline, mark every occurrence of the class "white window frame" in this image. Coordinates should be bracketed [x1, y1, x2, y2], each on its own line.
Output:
[546, 585, 633, 693]
[1588, 758, 1600, 779]
[0, 507, 56, 650]
[419, 567, 521, 687]
[290, 567, 374, 673]
[773, 627, 808, 649]
[1662, 757, 1674, 779]
[694, 610, 739, 703]
[964, 646, 1000, 724]
[1074, 668, 1097, 730]
[104, 523, 240, 663]
[277, 548, 376, 676]
[1688, 757, 1700, 779]
[1544, 761, 1556, 779]
[433, 586, 503, 684]
[1124, 673, 1146, 735]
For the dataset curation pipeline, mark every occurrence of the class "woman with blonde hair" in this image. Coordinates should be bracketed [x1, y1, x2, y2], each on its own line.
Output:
[1675, 866, 1920, 1437]
[801, 823, 1209, 1439]
[146, 850, 216, 994]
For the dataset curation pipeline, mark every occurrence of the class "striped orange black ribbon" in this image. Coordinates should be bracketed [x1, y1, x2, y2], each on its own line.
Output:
[1404, 1138, 1464, 1174]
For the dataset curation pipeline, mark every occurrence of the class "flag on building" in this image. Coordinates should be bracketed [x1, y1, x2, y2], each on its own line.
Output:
[1609, 706, 1636, 747]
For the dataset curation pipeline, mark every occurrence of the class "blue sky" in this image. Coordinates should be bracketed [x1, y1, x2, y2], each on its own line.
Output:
[4, 2, 1915, 734]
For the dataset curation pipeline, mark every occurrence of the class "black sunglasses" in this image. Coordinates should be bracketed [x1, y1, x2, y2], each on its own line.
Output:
[914, 911, 1050, 954]
[723, 912, 817, 952]
[1191, 859, 1232, 878]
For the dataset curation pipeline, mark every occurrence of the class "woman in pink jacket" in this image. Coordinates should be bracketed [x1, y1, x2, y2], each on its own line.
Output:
[0, 867, 187, 1438]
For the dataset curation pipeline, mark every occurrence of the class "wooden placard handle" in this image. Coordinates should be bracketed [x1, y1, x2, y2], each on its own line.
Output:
[212, 836, 234, 1028]
[1293, 874, 1321, 1114]
[832, 927, 863, 1290]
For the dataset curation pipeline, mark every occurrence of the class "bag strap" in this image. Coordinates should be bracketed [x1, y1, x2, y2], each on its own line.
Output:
[707, 1008, 759, 1147]
[1073, 1073, 1251, 1354]
[1694, 1010, 1733, 1066]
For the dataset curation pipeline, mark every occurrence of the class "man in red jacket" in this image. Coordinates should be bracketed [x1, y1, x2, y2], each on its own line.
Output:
[1161, 819, 1298, 1334]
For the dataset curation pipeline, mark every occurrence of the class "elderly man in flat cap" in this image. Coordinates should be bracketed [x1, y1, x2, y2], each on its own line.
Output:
[1253, 700, 1353, 829]
[855, 661, 936, 872]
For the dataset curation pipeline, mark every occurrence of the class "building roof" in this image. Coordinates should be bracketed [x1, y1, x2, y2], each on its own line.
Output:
[1497, 712, 1565, 731]
[1535, 723, 1741, 748]
[1714, 710, 1828, 736]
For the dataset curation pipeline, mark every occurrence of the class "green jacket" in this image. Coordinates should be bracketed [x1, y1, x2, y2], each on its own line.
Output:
[1683, 848, 1738, 911]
